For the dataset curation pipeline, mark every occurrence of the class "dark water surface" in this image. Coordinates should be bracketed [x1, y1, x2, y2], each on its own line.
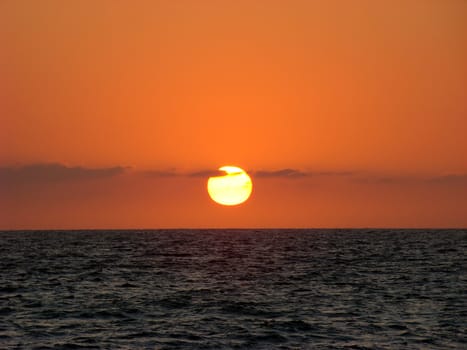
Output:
[0, 229, 466, 349]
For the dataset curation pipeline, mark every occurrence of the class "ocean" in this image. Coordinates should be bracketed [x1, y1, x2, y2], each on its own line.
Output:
[0, 229, 466, 349]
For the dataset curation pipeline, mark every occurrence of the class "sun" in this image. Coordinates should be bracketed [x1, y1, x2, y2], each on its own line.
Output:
[207, 166, 253, 206]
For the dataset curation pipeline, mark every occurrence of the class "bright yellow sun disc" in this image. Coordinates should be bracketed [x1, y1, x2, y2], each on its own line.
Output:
[207, 166, 253, 206]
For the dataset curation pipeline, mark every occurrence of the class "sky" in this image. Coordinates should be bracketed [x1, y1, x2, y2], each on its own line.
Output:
[1, 0, 466, 229]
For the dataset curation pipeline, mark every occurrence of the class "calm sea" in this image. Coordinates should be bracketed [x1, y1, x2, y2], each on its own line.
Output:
[0, 229, 466, 349]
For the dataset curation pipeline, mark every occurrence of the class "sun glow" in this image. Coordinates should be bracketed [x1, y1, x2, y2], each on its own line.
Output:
[207, 166, 253, 206]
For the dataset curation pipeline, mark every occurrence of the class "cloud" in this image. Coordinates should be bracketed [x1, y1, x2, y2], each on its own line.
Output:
[428, 174, 467, 184]
[141, 167, 356, 179]
[142, 169, 222, 178]
[2, 163, 465, 195]
[142, 168, 310, 178]
[0, 163, 127, 185]
[138, 166, 467, 187]
[253, 168, 308, 178]
[352, 173, 467, 186]
[352, 175, 412, 184]
[187, 169, 224, 177]
[252, 169, 354, 178]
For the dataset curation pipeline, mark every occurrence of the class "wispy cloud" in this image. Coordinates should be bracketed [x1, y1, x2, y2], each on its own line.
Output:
[187, 170, 224, 177]
[142, 169, 221, 178]
[252, 168, 308, 178]
[428, 174, 467, 184]
[10, 164, 463, 188]
[0, 163, 127, 185]
[352, 173, 467, 186]
[141, 167, 355, 179]
[251, 169, 355, 178]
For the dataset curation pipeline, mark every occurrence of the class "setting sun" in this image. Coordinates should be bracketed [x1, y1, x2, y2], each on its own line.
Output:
[207, 166, 253, 206]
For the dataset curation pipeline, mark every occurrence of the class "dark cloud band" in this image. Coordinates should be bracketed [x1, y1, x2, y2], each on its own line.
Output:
[0, 163, 127, 184]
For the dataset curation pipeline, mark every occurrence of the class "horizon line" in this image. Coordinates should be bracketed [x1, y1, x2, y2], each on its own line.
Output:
[1, 227, 465, 232]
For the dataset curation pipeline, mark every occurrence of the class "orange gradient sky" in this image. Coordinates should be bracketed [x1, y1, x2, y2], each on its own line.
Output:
[1, 0, 466, 229]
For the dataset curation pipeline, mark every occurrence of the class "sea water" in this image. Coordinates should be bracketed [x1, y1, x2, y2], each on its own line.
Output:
[0, 229, 466, 349]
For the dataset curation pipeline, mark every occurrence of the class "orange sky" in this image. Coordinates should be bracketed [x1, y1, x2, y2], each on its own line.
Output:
[1, 0, 466, 229]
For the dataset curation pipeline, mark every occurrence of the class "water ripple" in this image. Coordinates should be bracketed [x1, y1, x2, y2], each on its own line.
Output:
[0, 229, 466, 349]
